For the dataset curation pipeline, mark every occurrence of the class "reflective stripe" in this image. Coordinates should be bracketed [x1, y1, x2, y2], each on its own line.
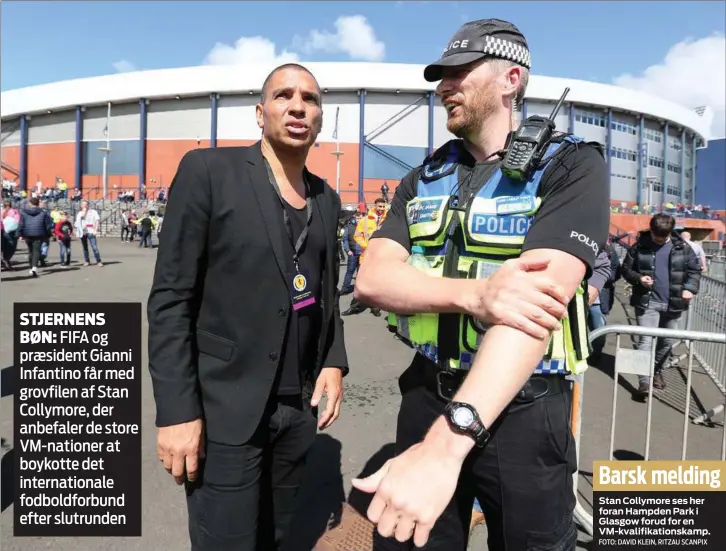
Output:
[411, 341, 566, 374]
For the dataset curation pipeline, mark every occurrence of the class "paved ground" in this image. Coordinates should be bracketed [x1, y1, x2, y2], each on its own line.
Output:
[1, 238, 723, 551]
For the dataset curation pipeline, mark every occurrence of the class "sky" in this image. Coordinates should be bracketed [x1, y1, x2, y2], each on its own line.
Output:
[2, 0, 725, 137]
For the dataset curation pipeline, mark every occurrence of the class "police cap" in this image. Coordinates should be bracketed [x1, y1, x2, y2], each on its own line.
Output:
[423, 18, 531, 82]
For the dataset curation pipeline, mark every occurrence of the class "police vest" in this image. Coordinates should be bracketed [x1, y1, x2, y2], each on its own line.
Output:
[388, 136, 591, 376]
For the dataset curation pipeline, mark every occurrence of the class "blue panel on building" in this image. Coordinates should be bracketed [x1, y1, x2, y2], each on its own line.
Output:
[83, 140, 140, 175]
[363, 144, 427, 180]
[696, 137, 725, 209]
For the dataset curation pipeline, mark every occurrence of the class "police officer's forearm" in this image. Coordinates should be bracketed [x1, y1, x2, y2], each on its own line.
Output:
[424, 325, 552, 461]
[425, 249, 588, 460]
[355, 256, 476, 315]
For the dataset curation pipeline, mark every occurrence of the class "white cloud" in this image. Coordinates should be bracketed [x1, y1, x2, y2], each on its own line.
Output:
[613, 34, 726, 139]
[292, 15, 385, 62]
[204, 36, 300, 66]
[203, 16, 385, 66]
[112, 60, 137, 73]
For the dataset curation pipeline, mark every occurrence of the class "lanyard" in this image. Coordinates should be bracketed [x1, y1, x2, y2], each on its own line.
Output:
[264, 158, 313, 271]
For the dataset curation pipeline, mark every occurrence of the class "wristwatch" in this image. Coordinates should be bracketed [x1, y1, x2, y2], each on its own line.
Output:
[443, 401, 491, 448]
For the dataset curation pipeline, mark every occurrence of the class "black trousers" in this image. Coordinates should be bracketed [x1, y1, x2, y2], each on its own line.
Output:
[377, 360, 578, 551]
[25, 238, 43, 269]
[185, 393, 318, 551]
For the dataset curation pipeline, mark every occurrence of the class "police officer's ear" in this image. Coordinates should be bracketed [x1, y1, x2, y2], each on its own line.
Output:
[500, 64, 522, 103]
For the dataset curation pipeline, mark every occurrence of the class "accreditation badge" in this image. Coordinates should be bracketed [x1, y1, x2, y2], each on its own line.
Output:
[290, 270, 316, 311]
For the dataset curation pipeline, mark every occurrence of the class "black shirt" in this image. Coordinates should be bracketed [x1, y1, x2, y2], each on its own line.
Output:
[651, 240, 674, 304]
[276, 198, 326, 395]
[373, 140, 610, 278]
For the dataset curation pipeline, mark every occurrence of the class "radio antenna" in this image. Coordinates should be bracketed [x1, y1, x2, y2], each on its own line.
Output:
[548, 87, 570, 121]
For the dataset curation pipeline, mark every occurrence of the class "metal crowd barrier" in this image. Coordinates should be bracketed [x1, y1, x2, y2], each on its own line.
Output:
[706, 258, 726, 281]
[569, 324, 726, 538]
[684, 275, 726, 425]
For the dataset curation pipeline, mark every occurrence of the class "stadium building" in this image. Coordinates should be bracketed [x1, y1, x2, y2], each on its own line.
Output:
[696, 137, 726, 211]
[1, 62, 723, 239]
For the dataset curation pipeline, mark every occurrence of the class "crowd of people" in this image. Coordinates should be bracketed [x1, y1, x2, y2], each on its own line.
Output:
[610, 200, 723, 221]
[1, 177, 81, 204]
[0, 193, 165, 276]
[1, 198, 104, 275]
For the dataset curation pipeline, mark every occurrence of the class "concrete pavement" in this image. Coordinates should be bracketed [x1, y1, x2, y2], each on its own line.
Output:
[1, 238, 723, 550]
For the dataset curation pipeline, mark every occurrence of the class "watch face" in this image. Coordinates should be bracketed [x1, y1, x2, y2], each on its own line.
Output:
[452, 406, 475, 428]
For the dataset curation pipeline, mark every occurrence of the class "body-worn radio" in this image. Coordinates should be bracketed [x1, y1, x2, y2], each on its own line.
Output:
[501, 87, 571, 181]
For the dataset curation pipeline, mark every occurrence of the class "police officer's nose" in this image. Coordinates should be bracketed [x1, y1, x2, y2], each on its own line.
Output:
[436, 81, 451, 98]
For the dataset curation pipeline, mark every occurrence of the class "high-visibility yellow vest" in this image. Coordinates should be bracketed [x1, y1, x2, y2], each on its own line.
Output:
[387, 136, 592, 376]
[355, 208, 386, 261]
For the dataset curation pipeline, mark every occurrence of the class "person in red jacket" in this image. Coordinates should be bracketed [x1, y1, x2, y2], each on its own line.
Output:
[54, 211, 74, 267]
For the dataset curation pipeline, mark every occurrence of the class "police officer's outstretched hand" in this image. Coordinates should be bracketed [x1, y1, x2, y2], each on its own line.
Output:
[352, 439, 461, 547]
[466, 256, 570, 340]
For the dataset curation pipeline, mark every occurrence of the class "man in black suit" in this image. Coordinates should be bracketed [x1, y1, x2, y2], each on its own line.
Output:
[147, 63, 349, 551]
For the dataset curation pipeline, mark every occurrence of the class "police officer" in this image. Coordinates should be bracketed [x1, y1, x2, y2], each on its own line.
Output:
[351, 18, 610, 551]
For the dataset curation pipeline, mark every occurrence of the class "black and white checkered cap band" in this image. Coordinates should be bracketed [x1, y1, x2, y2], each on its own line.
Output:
[481, 36, 531, 68]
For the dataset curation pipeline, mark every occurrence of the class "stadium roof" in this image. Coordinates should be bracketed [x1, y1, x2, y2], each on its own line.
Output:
[0, 62, 711, 141]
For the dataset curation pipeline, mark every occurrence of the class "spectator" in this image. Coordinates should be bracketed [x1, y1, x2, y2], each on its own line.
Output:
[586, 248, 612, 363]
[121, 210, 131, 242]
[598, 242, 622, 322]
[18, 197, 53, 277]
[54, 211, 74, 267]
[587, 242, 621, 363]
[680, 231, 708, 272]
[339, 212, 363, 295]
[1, 199, 21, 268]
[136, 211, 155, 248]
[621, 214, 701, 398]
[74, 200, 104, 267]
[380, 181, 389, 203]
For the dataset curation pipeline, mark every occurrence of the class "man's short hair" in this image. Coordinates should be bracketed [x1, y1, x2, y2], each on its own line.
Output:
[374, 197, 386, 205]
[649, 213, 675, 237]
[260, 63, 321, 103]
[29, 197, 39, 206]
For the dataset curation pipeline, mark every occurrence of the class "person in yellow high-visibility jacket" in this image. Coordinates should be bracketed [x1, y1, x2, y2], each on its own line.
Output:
[354, 198, 388, 263]
[343, 197, 388, 316]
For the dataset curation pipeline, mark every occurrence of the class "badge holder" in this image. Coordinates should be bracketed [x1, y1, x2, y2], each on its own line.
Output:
[290, 262, 316, 311]
[264, 157, 317, 312]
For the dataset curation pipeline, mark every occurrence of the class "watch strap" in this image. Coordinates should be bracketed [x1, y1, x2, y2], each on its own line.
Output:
[445, 401, 491, 448]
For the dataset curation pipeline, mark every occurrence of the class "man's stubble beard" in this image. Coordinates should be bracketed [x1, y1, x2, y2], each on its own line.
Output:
[447, 83, 499, 141]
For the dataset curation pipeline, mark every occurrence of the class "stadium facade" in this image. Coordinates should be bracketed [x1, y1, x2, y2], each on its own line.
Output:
[696, 137, 726, 210]
[0, 62, 714, 208]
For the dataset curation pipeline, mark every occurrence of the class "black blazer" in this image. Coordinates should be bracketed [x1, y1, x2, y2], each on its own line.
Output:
[147, 142, 349, 445]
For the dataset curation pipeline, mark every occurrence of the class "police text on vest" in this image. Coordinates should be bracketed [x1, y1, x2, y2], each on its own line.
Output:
[472, 214, 532, 236]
